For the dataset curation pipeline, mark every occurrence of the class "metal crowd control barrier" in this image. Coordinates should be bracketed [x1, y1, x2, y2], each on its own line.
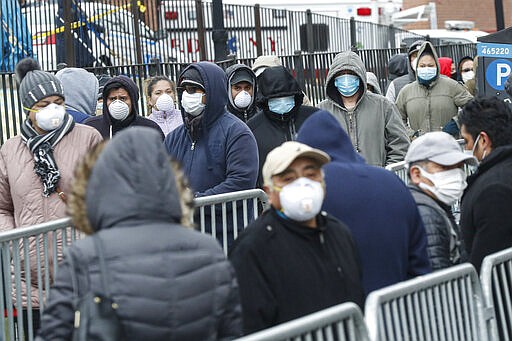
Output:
[236, 302, 369, 341]
[193, 189, 269, 254]
[480, 247, 512, 341]
[384, 161, 407, 183]
[0, 217, 78, 341]
[364, 263, 495, 341]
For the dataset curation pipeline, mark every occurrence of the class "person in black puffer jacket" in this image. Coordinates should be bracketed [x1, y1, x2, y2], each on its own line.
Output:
[36, 127, 242, 341]
[405, 132, 476, 270]
[247, 66, 318, 187]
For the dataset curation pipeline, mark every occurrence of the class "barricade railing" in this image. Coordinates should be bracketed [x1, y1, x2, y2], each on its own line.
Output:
[193, 189, 269, 254]
[235, 302, 369, 341]
[480, 247, 512, 341]
[364, 263, 495, 341]
[0, 217, 78, 341]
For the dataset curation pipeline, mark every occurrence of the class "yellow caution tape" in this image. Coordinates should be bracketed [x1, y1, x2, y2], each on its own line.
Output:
[32, 2, 145, 40]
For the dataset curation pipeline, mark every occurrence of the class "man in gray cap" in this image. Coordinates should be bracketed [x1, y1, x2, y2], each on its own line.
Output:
[405, 131, 477, 270]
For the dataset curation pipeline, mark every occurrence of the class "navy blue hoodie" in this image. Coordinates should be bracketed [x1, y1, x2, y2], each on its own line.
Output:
[165, 62, 259, 246]
[297, 110, 431, 295]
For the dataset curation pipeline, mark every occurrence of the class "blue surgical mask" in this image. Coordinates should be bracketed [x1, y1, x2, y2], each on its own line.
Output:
[268, 96, 295, 115]
[334, 74, 360, 97]
[417, 67, 437, 84]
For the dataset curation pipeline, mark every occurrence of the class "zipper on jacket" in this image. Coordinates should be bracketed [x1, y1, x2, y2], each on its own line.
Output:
[191, 141, 196, 151]
[347, 111, 360, 152]
[319, 232, 325, 244]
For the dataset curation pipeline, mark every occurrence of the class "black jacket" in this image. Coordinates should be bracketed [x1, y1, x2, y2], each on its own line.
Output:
[37, 128, 242, 340]
[84, 75, 164, 140]
[461, 145, 512, 273]
[409, 185, 466, 271]
[225, 64, 260, 122]
[248, 66, 318, 186]
[229, 209, 364, 334]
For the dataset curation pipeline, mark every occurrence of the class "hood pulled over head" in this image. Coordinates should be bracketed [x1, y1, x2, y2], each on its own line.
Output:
[177, 62, 228, 128]
[325, 51, 367, 105]
[85, 127, 182, 231]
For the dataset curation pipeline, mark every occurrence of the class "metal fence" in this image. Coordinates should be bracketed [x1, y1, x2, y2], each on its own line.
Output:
[192, 188, 269, 254]
[0, 42, 477, 145]
[0, 218, 79, 341]
[364, 263, 495, 341]
[480, 247, 512, 341]
[4, 0, 425, 72]
[235, 302, 369, 341]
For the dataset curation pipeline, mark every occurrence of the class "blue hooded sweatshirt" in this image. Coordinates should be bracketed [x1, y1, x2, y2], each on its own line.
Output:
[165, 62, 258, 197]
[297, 110, 431, 295]
[165, 62, 259, 246]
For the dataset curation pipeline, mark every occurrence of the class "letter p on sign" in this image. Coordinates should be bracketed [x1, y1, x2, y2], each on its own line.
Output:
[497, 63, 511, 86]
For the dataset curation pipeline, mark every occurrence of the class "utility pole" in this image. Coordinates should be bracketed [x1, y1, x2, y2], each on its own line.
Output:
[494, 0, 505, 31]
[211, 0, 228, 61]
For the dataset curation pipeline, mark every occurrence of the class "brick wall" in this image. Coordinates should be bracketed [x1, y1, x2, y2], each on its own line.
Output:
[402, 0, 512, 32]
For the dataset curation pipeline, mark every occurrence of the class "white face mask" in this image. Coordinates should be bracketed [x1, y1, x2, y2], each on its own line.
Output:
[278, 177, 324, 222]
[416, 167, 467, 206]
[234, 90, 252, 109]
[108, 99, 130, 121]
[462, 71, 475, 83]
[463, 134, 486, 162]
[411, 57, 418, 72]
[181, 92, 205, 117]
[36, 103, 66, 131]
[155, 93, 175, 112]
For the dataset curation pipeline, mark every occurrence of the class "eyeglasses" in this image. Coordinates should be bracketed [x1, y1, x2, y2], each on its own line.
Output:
[462, 68, 473, 73]
[178, 85, 203, 94]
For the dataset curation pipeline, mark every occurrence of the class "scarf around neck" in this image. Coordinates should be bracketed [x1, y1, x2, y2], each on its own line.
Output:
[20, 114, 75, 197]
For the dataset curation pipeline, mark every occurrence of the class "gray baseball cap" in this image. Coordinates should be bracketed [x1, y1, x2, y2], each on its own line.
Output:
[405, 131, 478, 166]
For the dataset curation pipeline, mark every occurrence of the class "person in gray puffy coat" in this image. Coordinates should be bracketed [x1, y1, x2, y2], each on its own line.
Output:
[318, 51, 410, 167]
[36, 127, 242, 340]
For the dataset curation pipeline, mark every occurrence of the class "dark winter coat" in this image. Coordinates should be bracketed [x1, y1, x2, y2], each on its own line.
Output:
[164, 62, 259, 245]
[247, 66, 318, 186]
[229, 208, 364, 334]
[84, 75, 164, 140]
[37, 127, 242, 341]
[409, 184, 466, 271]
[225, 64, 260, 122]
[461, 145, 512, 273]
[297, 110, 431, 295]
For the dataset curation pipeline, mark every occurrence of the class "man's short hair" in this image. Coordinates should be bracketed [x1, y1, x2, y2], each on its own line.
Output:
[460, 96, 512, 148]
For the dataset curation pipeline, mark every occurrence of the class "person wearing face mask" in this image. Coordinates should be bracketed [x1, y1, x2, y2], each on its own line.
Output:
[319, 51, 409, 167]
[405, 132, 477, 271]
[396, 41, 473, 138]
[229, 141, 364, 334]
[456, 56, 475, 85]
[84, 75, 164, 140]
[145, 75, 183, 137]
[247, 66, 318, 187]
[458, 97, 512, 273]
[0, 58, 102, 336]
[386, 41, 424, 103]
[297, 110, 431, 295]
[225, 64, 259, 122]
[164, 62, 258, 247]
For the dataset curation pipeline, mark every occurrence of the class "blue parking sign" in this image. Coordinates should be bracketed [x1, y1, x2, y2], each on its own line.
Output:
[485, 59, 512, 90]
